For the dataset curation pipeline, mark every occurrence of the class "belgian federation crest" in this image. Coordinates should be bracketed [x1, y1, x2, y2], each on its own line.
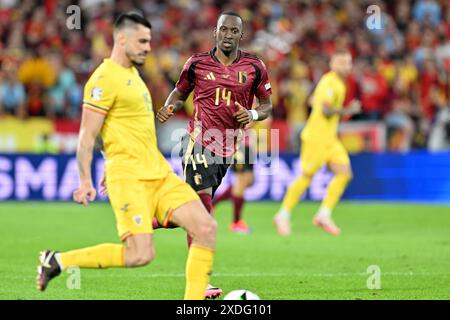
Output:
[194, 173, 203, 186]
[237, 71, 247, 84]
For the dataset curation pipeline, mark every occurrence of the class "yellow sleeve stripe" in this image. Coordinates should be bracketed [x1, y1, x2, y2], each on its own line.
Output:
[83, 104, 108, 115]
[83, 101, 109, 112]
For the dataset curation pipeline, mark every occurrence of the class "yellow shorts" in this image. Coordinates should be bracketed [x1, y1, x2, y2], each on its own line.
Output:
[106, 172, 199, 241]
[300, 138, 350, 176]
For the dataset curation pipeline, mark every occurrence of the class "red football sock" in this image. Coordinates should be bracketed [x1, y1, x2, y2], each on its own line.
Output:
[232, 195, 244, 223]
[187, 193, 213, 248]
[212, 185, 232, 205]
[199, 193, 213, 213]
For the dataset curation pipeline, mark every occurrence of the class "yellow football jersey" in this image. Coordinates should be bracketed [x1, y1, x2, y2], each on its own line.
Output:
[301, 71, 346, 143]
[83, 58, 172, 181]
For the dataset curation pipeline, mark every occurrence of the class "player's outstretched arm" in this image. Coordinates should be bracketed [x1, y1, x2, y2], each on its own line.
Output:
[322, 102, 339, 118]
[156, 88, 190, 123]
[322, 100, 361, 118]
[345, 100, 362, 116]
[73, 108, 105, 206]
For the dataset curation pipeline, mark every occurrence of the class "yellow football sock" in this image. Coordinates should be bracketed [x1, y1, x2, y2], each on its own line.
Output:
[184, 244, 214, 300]
[322, 174, 352, 210]
[281, 175, 312, 212]
[59, 243, 125, 270]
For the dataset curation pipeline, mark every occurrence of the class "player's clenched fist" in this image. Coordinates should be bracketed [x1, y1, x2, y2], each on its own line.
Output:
[73, 184, 96, 206]
[233, 101, 252, 126]
[156, 104, 174, 123]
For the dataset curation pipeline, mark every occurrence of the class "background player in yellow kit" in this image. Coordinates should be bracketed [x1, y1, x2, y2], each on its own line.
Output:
[274, 50, 361, 237]
[36, 12, 217, 300]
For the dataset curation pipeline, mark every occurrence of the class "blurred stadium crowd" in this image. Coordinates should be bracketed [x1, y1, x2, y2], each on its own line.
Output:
[0, 0, 449, 152]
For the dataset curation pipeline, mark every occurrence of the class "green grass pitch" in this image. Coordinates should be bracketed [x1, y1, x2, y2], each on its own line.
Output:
[0, 201, 449, 300]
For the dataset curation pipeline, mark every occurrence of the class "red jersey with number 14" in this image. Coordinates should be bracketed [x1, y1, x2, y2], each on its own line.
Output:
[176, 48, 272, 157]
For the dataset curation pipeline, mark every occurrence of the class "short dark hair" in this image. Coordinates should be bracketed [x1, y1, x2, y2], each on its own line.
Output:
[114, 11, 152, 31]
[219, 11, 243, 23]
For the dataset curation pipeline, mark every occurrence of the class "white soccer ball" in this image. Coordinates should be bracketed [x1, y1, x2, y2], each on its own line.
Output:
[223, 289, 260, 300]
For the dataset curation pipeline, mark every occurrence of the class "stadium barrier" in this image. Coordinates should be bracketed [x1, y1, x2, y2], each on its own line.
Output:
[0, 152, 449, 203]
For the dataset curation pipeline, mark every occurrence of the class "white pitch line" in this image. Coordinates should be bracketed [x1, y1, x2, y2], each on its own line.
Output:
[89, 271, 444, 278]
[1, 271, 445, 282]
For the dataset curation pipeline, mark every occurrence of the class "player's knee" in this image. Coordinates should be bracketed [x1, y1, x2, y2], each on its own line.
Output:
[197, 216, 218, 241]
[232, 186, 245, 197]
[141, 250, 155, 266]
[343, 171, 353, 181]
[301, 172, 313, 180]
[126, 246, 155, 267]
[203, 217, 218, 236]
[243, 173, 254, 188]
[248, 174, 255, 187]
[337, 172, 353, 184]
[134, 249, 155, 266]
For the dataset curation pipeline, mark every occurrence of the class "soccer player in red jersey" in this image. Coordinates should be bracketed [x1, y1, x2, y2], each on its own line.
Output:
[157, 11, 272, 299]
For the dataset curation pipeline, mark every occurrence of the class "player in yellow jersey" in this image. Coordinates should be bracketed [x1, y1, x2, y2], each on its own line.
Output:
[274, 50, 361, 236]
[36, 12, 217, 300]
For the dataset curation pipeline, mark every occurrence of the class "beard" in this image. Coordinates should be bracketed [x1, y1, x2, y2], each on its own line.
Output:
[131, 59, 145, 67]
[126, 51, 146, 67]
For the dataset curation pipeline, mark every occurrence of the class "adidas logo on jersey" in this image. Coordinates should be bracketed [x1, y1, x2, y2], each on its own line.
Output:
[204, 72, 216, 80]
